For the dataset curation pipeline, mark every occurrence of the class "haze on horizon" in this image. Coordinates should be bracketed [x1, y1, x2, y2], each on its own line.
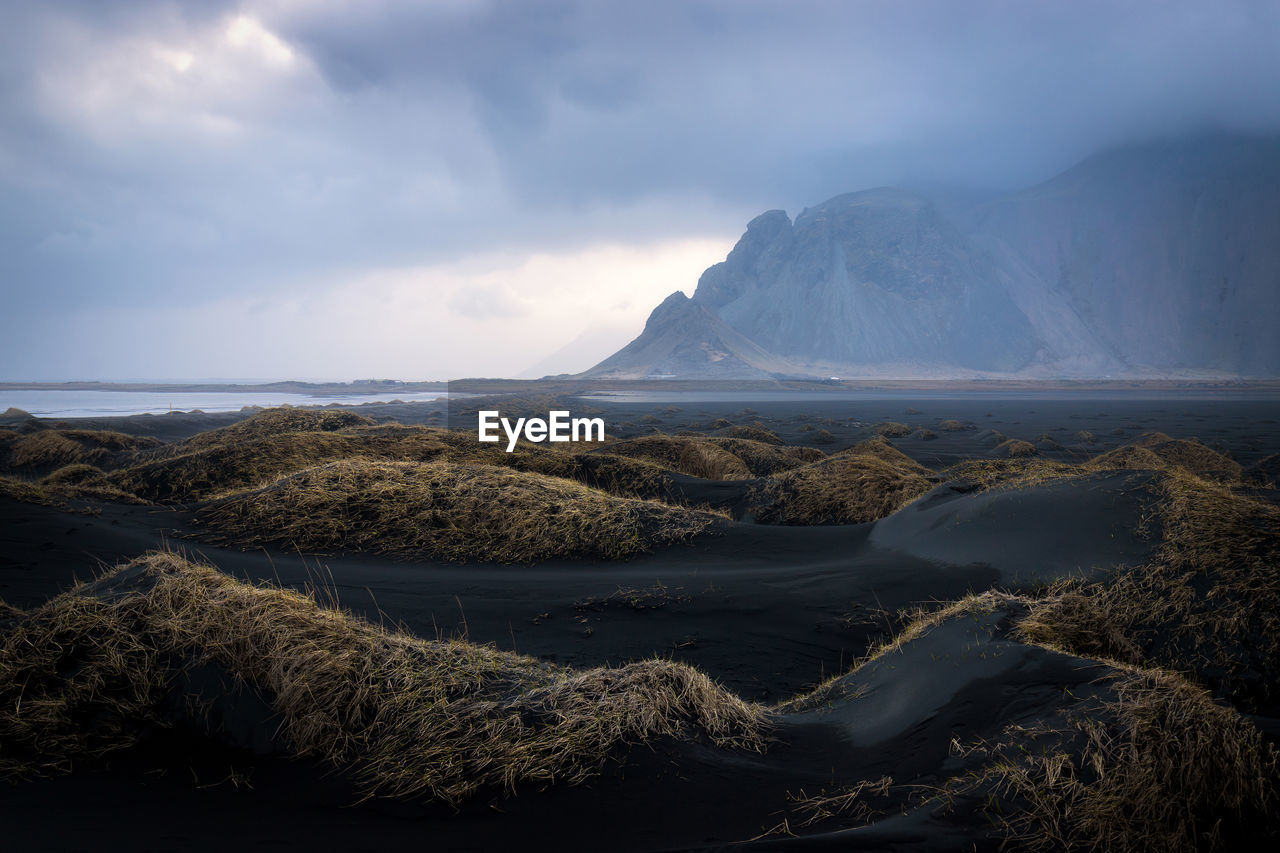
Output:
[3, 0, 1279, 382]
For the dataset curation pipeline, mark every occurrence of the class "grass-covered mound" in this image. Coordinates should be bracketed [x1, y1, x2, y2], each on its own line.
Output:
[715, 424, 784, 445]
[113, 427, 442, 503]
[1133, 433, 1243, 482]
[1, 429, 162, 474]
[747, 441, 932, 525]
[702, 437, 823, 476]
[0, 552, 766, 801]
[1080, 434, 1243, 483]
[39, 464, 148, 504]
[1021, 470, 1280, 713]
[195, 459, 722, 563]
[874, 421, 911, 438]
[0, 476, 64, 508]
[0, 463, 148, 508]
[592, 435, 796, 480]
[949, 667, 1274, 853]
[1087, 444, 1167, 471]
[182, 407, 376, 450]
[996, 438, 1039, 458]
[780, 593, 1275, 852]
[842, 436, 927, 470]
[941, 457, 1081, 492]
[112, 421, 676, 504]
[1246, 453, 1280, 487]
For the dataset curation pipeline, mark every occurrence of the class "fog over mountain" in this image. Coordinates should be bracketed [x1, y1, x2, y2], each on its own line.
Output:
[587, 134, 1280, 379]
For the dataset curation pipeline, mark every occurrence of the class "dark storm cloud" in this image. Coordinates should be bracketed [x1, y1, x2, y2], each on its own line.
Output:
[270, 0, 1280, 201]
[2, 0, 1279, 375]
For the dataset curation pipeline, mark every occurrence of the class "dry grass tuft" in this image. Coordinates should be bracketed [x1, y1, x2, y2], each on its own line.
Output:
[787, 775, 896, 828]
[3, 429, 161, 472]
[113, 421, 675, 504]
[0, 476, 64, 508]
[942, 457, 1080, 492]
[952, 669, 1274, 853]
[1021, 470, 1280, 712]
[748, 443, 932, 525]
[1246, 453, 1280, 488]
[195, 458, 722, 563]
[114, 428, 444, 503]
[718, 425, 784, 445]
[0, 552, 767, 800]
[996, 438, 1039, 458]
[786, 592, 1276, 850]
[38, 464, 148, 504]
[704, 438, 824, 476]
[593, 435, 760, 480]
[675, 441, 753, 480]
[845, 436, 927, 470]
[938, 419, 969, 431]
[875, 422, 911, 438]
[40, 462, 108, 486]
[1087, 444, 1166, 471]
[1132, 434, 1243, 482]
[183, 407, 376, 451]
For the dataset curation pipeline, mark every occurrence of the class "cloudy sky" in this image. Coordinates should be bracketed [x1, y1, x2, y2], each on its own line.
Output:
[3, 0, 1279, 381]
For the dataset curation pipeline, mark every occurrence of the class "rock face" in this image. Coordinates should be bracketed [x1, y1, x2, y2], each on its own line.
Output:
[965, 135, 1280, 375]
[586, 134, 1280, 379]
[696, 189, 1042, 372]
[586, 291, 796, 378]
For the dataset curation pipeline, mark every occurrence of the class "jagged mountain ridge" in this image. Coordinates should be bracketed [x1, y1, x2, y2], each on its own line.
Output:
[585, 133, 1280, 379]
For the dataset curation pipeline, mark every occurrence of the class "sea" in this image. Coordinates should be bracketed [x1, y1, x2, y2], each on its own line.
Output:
[0, 389, 449, 419]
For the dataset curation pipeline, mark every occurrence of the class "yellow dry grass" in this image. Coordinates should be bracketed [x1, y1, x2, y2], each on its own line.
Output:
[0, 475, 64, 508]
[3, 429, 161, 472]
[195, 458, 722, 563]
[1020, 469, 1280, 711]
[996, 438, 1039, 458]
[183, 407, 376, 450]
[718, 424, 784, 445]
[874, 422, 911, 438]
[703, 438, 824, 476]
[942, 457, 1080, 492]
[953, 668, 1274, 853]
[593, 435, 758, 480]
[0, 552, 767, 801]
[1086, 444, 1166, 471]
[112, 420, 675, 504]
[748, 442, 932, 525]
[779, 594, 1276, 851]
[1133, 434, 1243, 482]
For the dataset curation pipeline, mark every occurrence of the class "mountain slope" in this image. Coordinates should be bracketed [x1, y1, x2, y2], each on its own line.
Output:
[965, 134, 1280, 375]
[587, 134, 1280, 379]
[695, 188, 1043, 373]
[584, 291, 797, 378]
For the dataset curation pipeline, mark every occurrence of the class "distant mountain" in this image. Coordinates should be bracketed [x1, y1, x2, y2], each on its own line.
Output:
[585, 134, 1280, 379]
[965, 135, 1280, 375]
[586, 291, 798, 378]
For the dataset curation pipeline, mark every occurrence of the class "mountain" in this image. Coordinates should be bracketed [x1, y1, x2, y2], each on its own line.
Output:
[965, 135, 1280, 375]
[586, 134, 1280, 379]
[586, 291, 798, 378]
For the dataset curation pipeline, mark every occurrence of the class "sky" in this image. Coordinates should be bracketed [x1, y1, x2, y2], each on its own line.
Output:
[2, 0, 1279, 381]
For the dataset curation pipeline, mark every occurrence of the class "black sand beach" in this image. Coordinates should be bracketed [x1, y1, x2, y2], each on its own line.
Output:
[2, 393, 1278, 851]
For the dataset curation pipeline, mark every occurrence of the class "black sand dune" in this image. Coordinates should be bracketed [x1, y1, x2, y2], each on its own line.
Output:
[868, 470, 1160, 584]
[2, 398, 1279, 851]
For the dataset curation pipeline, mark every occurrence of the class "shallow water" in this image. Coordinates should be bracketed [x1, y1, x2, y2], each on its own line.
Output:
[0, 389, 449, 419]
